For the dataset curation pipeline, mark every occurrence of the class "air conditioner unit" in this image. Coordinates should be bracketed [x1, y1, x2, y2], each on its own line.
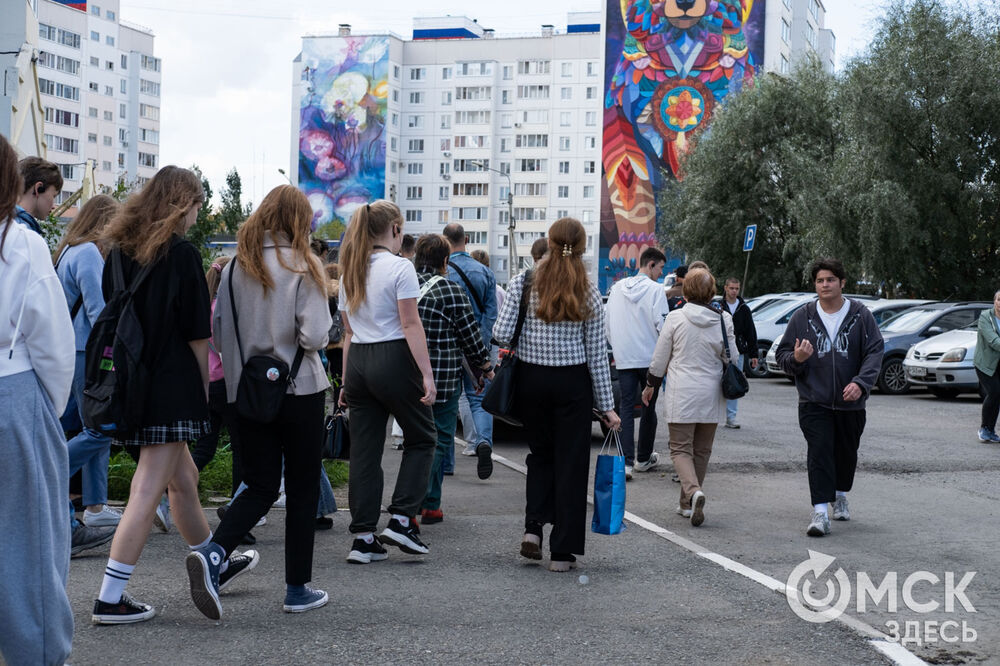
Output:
[442, 174, 451, 180]
[514, 123, 522, 128]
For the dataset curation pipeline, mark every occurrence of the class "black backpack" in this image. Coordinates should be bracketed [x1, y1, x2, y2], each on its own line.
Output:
[82, 249, 156, 437]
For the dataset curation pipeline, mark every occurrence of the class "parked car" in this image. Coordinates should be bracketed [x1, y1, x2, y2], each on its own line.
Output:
[765, 334, 785, 377]
[903, 325, 981, 399]
[876, 302, 991, 394]
[747, 294, 818, 378]
[866, 298, 934, 325]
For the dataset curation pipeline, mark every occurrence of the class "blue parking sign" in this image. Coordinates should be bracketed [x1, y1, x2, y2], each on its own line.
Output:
[743, 225, 757, 252]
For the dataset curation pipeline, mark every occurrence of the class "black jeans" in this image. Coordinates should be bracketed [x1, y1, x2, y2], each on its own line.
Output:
[213, 391, 325, 586]
[345, 340, 436, 534]
[515, 362, 593, 556]
[798, 403, 866, 506]
[190, 379, 244, 492]
[976, 367, 1000, 430]
[617, 368, 659, 465]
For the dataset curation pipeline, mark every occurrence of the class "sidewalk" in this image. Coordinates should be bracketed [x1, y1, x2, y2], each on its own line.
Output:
[65, 430, 889, 665]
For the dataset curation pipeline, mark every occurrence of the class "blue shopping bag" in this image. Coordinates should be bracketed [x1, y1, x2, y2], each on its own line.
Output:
[592, 429, 627, 535]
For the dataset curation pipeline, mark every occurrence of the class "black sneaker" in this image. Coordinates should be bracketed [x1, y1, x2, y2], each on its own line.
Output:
[218, 549, 260, 592]
[379, 518, 429, 555]
[476, 442, 494, 480]
[92, 593, 155, 624]
[71, 524, 115, 556]
[186, 543, 225, 620]
[346, 537, 389, 564]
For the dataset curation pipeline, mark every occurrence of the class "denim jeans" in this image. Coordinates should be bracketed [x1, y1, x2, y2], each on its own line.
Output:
[423, 391, 460, 511]
[63, 351, 112, 522]
[458, 392, 477, 445]
[617, 368, 659, 466]
[231, 459, 336, 518]
[462, 373, 493, 449]
[726, 354, 745, 421]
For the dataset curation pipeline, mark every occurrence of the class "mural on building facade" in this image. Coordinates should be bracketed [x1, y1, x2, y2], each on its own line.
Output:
[600, 0, 766, 291]
[298, 36, 388, 231]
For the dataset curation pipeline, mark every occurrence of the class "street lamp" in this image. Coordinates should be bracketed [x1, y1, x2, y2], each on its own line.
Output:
[469, 160, 517, 282]
[277, 168, 292, 185]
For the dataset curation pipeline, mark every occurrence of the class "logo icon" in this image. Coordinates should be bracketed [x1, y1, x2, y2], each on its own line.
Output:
[266, 367, 280, 381]
[210, 552, 221, 566]
[786, 550, 852, 623]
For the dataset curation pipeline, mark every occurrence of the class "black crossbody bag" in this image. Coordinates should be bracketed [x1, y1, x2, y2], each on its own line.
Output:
[482, 270, 533, 426]
[227, 260, 305, 423]
[719, 311, 749, 400]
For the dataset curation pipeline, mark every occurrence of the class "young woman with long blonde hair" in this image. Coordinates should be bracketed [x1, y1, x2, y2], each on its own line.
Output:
[189, 184, 332, 617]
[338, 200, 437, 564]
[493, 217, 620, 572]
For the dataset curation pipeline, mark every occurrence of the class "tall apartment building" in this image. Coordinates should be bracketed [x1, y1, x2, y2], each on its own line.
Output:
[763, 0, 836, 74]
[34, 0, 161, 207]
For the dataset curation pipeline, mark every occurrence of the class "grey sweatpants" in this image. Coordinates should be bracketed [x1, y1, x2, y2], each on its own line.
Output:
[345, 340, 436, 533]
[0, 370, 73, 665]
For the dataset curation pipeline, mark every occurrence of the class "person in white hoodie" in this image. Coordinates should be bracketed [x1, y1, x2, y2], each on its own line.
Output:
[0, 135, 76, 666]
[605, 247, 669, 478]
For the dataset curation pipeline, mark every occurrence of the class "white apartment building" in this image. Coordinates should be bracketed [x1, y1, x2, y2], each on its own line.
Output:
[763, 0, 836, 75]
[34, 0, 161, 207]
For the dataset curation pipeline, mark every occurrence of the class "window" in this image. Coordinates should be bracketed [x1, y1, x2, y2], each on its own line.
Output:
[407, 139, 424, 153]
[140, 104, 159, 120]
[390, 137, 397, 152]
[514, 183, 546, 197]
[121, 54, 128, 69]
[810, 0, 820, 19]
[106, 60, 114, 71]
[451, 207, 488, 220]
[558, 161, 570, 174]
[39, 79, 81, 101]
[583, 160, 596, 174]
[392, 90, 399, 102]
[468, 231, 488, 245]
[934, 310, 978, 331]
[409, 92, 424, 104]
[140, 55, 161, 72]
[517, 85, 550, 100]
[409, 67, 426, 81]
[515, 134, 548, 148]
[513, 207, 546, 221]
[391, 113, 398, 127]
[405, 210, 422, 222]
[780, 55, 789, 74]
[457, 61, 492, 77]
[90, 56, 99, 66]
[105, 35, 113, 46]
[560, 111, 571, 127]
[44, 108, 79, 127]
[107, 9, 115, 20]
[118, 153, 125, 167]
[556, 209, 569, 219]
[585, 136, 597, 150]
[138, 152, 157, 168]
[781, 19, 791, 43]
[39, 24, 57, 41]
[500, 138, 511, 153]
[91, 4, 100, 15]
[500, 162, 510, 175]
[497, 235, 508, 248]
[407, 115, 424, 128]
[140, 80, 160, 97]
[521, 109, 549, 124]
[102, 161, 112, 172]
[586, 62, 598, 77]
[439, 186, 449, 201]
[406, 162, 423, 175]
[439, 162, 450, 176]
[91, 31, 99, 41]
[583, 185, 595, 198]
[453, 135, 489, 149]
[454, 159, 490, 172]
[440, 138, 451, 152]
[560, 87, 572, 100]
[517, 60, 551, 75]
[39, 53, 80, 75]
[440, 115, 451, 130]
[441, 67, 452, 80]
[585, 111, 597, 126]
[498, 185, 509, 202]
[453, 183, 489, 197]
[60, 164, 75, 180]
[390, 161, 397, 174]
[40, 25, 81, 49]
[137, 128, 159, 145]
[393, 65, 400, 78]
[43, 134, 79, 154]
[119, 103, 126, 119]
[100, 135, 112, 146]
[805, 23, 816, 48]
[501, 89, 511, 105]
[500, 113, 513, 128]
[441, 91, 452, 105]
[120, 80, 127, 94]
[455, 86, 492, 101]
[104, 85, 114, 96]
[88, 107, 98, 118]
[585, 86, 597, 99]
[561, 62, 572, 77]
[104, 110, 113, 121]
[405, 186, 423, 200]
[559, 137, 571, 151]
[438, 210, 450, 223]
[88, 133, 97, 143]
[455, 110, 491, 125]
[502, 65, 513, 80]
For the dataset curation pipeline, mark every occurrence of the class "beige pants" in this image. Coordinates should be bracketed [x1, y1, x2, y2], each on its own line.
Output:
[669, 423, 718, 509]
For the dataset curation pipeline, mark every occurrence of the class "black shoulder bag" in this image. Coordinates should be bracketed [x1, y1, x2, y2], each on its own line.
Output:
[482, 270, 533, 426]
[720, 312, 749, 400]
[228, 260, 305, 423]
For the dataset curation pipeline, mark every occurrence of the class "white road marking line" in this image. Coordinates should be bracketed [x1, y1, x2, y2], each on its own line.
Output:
[488, 449, 927, 666]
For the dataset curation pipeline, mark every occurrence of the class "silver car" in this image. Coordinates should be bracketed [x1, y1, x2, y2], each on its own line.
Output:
[902, 325, 980, 399]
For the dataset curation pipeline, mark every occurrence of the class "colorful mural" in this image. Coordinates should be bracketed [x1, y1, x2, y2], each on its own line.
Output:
[298, 36, 389, 231]
[600, 0, 766, 291]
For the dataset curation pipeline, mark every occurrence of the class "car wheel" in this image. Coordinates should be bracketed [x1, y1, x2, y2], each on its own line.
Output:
[929, 387, 958, 399]
[747, 343, 771, 379]
[877, 357, 910, 395]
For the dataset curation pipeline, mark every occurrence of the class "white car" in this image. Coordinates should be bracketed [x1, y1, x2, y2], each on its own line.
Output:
[749, 294, 818, 377]
[902, 325, 980, 398]
[766, 334, 784, 376]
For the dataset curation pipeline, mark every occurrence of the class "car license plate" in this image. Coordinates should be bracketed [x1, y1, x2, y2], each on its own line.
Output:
[908, 366, 927, 377]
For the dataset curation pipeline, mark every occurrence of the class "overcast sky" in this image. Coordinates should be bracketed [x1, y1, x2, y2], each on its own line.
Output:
[118, 0, 884, 207]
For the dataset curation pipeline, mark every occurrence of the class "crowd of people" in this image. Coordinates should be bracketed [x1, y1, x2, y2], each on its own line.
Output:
[2, 138, 924, 665]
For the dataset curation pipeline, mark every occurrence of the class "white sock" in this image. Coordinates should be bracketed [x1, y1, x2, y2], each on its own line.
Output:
[392, 514, 410, 527]
[835, 491, 847, 499]
[814, 503, 828, 515]
[359, 532, 374, 544]
[189, 532, 213, 552]
[98, 558, 135, 603]
[219, 559, 229, 574]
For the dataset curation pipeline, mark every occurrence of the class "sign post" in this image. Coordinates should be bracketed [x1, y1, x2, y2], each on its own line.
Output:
[741, 224, 756, 297]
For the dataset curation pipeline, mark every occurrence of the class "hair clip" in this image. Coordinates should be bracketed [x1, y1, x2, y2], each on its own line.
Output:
[366, 203, 371, 214]
[211, 263, 223, 273]
[562, 243, 572, 257]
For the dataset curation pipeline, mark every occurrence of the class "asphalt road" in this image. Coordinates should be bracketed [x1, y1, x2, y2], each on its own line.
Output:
[63, 379, 996, 665]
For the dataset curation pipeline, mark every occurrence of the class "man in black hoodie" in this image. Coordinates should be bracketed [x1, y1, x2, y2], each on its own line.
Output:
[775, 258, 883, 537]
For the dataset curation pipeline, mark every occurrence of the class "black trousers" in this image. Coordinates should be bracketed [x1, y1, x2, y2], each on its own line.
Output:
[190, 379, 244, 492]
[213, 391, 325, 585]
[515, 362, 593, 556]
[345, 340, 436, 533]
[617, 368, 659, 465]
[798, 403, 866, 506]
[976, 366, 1000, 430]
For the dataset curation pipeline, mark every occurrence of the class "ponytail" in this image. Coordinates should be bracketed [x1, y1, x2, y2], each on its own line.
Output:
[340, 200, 401, 312]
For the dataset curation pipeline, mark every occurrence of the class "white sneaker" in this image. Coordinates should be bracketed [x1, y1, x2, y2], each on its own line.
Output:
[83, 505, 122, 527]
[153, 496, 171, 533]
[675, 506, 693, 518]
[273, 492, 287, 509]
[633, 452, 660, 473]
[807, 511, 831, 536]
[832, 496, 850, 521]
[625, 465, 633, 481]
[255, 515, 267, 527]
[724, 418, 740, 429]
[460, 444, 477, 456]
[690, 491, 706, 526]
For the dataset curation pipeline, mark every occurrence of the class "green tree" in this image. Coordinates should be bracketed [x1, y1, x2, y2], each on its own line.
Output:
[217, 168, 251, 234]
[314, 219, 346, 242]
[185, 165, 219, 270]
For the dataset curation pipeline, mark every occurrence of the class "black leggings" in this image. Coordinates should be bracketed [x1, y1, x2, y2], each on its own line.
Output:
[977, 367, 1000, 430]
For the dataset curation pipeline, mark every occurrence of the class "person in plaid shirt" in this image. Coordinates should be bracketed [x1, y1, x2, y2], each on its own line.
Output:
[414, 235, 495, 524]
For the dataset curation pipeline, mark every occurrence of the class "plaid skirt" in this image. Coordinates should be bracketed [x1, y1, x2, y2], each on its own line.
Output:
[114, 419, 212, 447]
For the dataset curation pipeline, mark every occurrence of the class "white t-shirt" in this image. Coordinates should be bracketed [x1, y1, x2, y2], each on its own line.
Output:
[340, 252, 420, 344]
[818, 298, 850, 339]
[725, 299, 739, 315]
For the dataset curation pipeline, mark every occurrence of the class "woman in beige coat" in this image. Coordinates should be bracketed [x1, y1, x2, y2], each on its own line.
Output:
[642, 269, 738, 527]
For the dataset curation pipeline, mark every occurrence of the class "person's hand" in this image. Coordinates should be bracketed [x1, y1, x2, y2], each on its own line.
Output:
[338, 387, 348, 409]
[483, 369, 495, 382]
[842, 382, 862, 402]
[750, 358, 759, 369]
[641, 385, 655, 406]
[793, 338, 814, 363]
[601, 410, 622, 430]
[420, 374, 436, 406]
